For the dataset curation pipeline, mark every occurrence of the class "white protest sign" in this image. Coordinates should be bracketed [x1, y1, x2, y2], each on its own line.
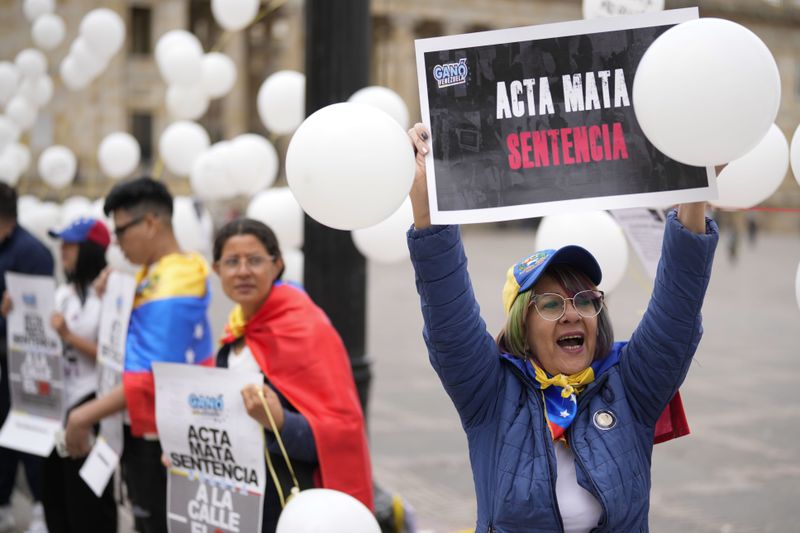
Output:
[0, 273, 64, 456]
[78, 272, 136, 495]
[610, 207, 666, 280]
[154, 363, 265, 533]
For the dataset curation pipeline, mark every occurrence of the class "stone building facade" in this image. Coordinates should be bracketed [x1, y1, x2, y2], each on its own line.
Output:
[1, 0, 798, 228]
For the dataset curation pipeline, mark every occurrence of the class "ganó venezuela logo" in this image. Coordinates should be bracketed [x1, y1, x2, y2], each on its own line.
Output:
[432, 58, 468, 89]
[188, 393, 224, 417]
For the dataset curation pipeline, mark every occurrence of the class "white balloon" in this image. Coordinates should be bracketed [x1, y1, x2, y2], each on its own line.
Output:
[0, 154, 21, 186]
[32, 14, 66, 50]
[18, 75, 53, 108]
[166, 84, 209, 120]
[1, 142, 32, 176]
[535, 211, 629, 293]
[0, 143, 29, 186]
[80, 8, 126, 59]
[38, 145, 77, 189]
[276, 489, 380, 533]
[158, 121, 210, 177]
[582, 0, 664, 19]
[173, 196, 211, 255]
[711, 124, 788, 209]
[280, 248, 303, 285]
[791, 124, 800, 188]
[257, 71, 305, 135]
[189, 142, 236, 201]
[23, 0, 54, 23]
[348, 86, 410, 129]
[59, 56, 92, 91]
[155, 31, 204, 69]
[17, 195, 40, 216]
[633, 18, 780, 167]
[0, 62, 21, 103]
[286, 102, 415, 231]
[158, 44, 203, 87]
[70, 38, 107, 79]
[5, 96, 37, 131]
[0, 116, 20, 150]
[60, 196, 93, 226]
[246, 188, 304, 250]
[15, 49, 47, 79]
[211, 0, 259, 31]
[352, 197, 413, 264]
[19, 200, 60, 243]
[227, 134, 278, 195]
[106, 244, 140, 272]
[98, 132, 141, 179]
[201, 53, 237, 99]
[90, 198, 110, 226]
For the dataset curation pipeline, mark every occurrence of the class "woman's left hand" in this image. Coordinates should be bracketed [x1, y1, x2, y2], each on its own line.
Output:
[241, 384, 285, 432]
[50, 312, 69, 338]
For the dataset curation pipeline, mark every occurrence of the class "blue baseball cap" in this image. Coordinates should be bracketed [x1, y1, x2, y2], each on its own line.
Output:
[502, 246, 602, 314]
[48, 217, 111, 249]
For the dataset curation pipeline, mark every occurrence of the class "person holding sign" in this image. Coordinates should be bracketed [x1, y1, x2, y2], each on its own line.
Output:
[63, 178, 213, 533]
[406, 124, 718, 532]
[212, 218, 373, 532]
[0, 183, 53, 533]
[38, 218, 117, 533]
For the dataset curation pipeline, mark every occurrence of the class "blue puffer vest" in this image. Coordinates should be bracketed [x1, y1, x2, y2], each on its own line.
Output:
[407, 211, 718, 532]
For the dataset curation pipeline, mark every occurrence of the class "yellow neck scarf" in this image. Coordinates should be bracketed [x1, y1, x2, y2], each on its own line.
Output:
[222, 305, 247, 342]
[530, 363, 595, 398]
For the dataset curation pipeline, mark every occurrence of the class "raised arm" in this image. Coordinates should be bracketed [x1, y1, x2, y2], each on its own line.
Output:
[407, 124, 502, 429]
[620, 203, 718, 427]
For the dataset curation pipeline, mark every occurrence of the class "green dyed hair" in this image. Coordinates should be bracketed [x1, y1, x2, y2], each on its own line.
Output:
[496, 264, 614, 362]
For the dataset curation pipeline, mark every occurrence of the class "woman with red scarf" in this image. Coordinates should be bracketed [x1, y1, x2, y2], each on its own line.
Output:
[212, 218, 372, 533]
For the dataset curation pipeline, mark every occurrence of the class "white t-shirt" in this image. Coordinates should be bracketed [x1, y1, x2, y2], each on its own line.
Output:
[55, 284, 101, 411]
[555, 441, 604, 533]
[228, 343, 262, 375]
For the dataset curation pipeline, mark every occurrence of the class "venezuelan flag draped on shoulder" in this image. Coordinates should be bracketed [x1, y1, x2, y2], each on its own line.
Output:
[125, 252, 213, 436]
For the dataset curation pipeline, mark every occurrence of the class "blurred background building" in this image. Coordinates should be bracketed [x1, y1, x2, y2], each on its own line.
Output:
[0, 0, 799, 230]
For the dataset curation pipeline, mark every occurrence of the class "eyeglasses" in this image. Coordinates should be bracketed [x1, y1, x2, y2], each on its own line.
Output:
[113, 216, 145, 239]
[218, 255, 274, 273]
[530, 290, 604, 321]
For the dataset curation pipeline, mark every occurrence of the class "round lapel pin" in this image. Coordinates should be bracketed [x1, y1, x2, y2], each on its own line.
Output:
[593, 409, 616, 430]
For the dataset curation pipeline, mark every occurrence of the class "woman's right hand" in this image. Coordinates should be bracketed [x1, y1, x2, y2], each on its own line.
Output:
[408, 123, 432, 229]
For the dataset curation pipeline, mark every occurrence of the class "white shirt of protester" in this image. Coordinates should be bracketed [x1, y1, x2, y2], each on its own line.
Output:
[55, 284, 101, 413]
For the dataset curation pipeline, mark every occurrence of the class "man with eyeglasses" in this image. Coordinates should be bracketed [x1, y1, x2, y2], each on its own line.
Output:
[63, 177, 213, 533]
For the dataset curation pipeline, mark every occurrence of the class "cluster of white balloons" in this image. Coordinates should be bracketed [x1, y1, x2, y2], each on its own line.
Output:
[275, 489, 380, 533]
[535, 211, 629, 293]
[156, 31, 237, 120]
[59, 8, 125, 91]
[191, 134, 278, 200]
[25, 0, 66, 50]
[1, 49, 52, 146]
[583, 0, 664, 19]
[98, 132, 141, 180]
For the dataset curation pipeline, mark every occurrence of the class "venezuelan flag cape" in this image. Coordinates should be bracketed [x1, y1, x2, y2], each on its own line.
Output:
[221, 282, 373, 510]
[125, 253, 214, 436]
